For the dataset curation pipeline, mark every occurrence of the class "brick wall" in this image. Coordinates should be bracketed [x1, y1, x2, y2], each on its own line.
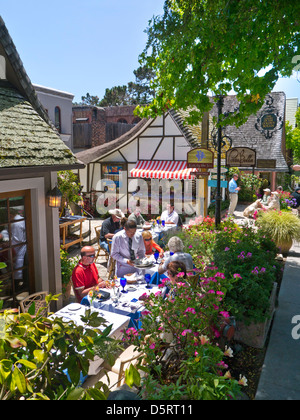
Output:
[73, 105, 141, 151]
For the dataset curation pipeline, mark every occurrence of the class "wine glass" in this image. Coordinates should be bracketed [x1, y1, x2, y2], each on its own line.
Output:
[170, 252, 174, 256]
[120, 277, 127, 293]
[145, 274, 151, 289]
[161, 220, 165, 228]
[154, 251, 160, 264]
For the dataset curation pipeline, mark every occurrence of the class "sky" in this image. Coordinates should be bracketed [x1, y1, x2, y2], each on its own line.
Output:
[1, 1, 299, 103]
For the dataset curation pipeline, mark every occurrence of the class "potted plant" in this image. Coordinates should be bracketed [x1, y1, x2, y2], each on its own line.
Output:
[60, 249, 79, 304]
[255, 210, 300, 255]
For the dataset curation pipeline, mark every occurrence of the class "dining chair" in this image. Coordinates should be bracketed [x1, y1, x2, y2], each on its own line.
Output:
[19, 291, 49, 317]
[94, 226, 110, 263]
[111, 345, 145, 387]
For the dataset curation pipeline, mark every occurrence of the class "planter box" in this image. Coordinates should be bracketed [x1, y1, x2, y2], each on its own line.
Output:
[234, 282, 277, 349]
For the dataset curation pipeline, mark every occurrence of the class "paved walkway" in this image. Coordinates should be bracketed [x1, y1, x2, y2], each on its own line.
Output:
[255, 240, 300, 400]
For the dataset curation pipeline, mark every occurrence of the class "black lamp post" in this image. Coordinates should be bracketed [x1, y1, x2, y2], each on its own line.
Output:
[215, 95, 224, 227]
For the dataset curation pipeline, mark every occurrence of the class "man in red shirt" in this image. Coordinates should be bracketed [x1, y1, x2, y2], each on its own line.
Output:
[72, 246, 107, 303]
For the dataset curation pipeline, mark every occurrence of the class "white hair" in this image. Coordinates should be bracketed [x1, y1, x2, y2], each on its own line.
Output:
[168, 236, 184, 252]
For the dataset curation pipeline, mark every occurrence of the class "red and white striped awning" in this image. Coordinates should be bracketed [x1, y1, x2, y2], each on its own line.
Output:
[130, 161, 197, 180]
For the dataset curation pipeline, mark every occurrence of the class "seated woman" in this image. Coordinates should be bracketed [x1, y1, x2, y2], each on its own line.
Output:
[158, 236, 193, 275]
[243, 188, 271, 218]
[162, 261, 187, 299]
[259, 191, 280, 211]
[142, 230, 164, 257]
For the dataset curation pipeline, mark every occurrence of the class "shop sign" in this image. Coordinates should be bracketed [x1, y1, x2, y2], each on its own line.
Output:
[187, 148, 214, 169]
[226, 147, 256, 167]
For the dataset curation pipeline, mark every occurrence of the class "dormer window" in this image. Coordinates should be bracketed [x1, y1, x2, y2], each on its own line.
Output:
[0, 55, 6, 79]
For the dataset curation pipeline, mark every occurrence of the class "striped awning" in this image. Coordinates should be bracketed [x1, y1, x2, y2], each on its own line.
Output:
[130, 161, 197, 180]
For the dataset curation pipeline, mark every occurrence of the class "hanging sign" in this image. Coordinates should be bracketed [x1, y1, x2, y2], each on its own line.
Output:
[187, 148, 214, 169]
[226, 147, 256, 167]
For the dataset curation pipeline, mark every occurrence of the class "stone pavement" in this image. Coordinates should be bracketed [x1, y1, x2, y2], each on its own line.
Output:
[255, 240, 300, 400]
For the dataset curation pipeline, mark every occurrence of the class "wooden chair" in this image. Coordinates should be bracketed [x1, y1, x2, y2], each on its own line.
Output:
[110, 345, 144, 387]
[94, 226, 110, 263]
[107, 256, 116, 280]
[19, 291, 49, 317]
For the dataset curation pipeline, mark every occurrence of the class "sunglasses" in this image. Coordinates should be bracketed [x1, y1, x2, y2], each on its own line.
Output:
[144, 238, 151, 241]
[86, 254, 95, 258]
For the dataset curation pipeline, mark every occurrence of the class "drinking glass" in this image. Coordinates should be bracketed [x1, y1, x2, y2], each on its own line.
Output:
[120, 277, 127, 293]
[161, 220, 165, 227]
[145, 274, 151, 289]
[170, 252, 174, 256]
[154, 252, 160, 264]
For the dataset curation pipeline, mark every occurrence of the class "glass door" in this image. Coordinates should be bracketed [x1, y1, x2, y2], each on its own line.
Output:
[0, 190, 34, 308]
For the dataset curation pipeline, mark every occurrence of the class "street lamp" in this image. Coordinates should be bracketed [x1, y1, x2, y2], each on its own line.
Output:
[47, 186, 62, 208]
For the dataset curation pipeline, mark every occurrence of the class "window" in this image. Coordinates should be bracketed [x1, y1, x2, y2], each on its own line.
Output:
[55, 106, 61, 133]
[0, 191, 34, 308]
[117, 119, 128, 124]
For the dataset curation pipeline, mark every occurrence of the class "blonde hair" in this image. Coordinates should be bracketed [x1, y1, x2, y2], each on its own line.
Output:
[142, 231, 152, 239]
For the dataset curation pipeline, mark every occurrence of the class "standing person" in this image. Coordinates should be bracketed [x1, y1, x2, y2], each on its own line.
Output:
[228, 173, 241, 216]
[291, 187, 300, 215]
[71, 246, 108, 303]
[99, 208, 124, 253]
[111, 220, 146, 277]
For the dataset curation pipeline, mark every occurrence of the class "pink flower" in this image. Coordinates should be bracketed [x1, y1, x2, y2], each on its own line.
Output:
[216, 291, 224, 296]
[149, 343, 156, 350]
[182, 329, 192, 336]
[220, 311, 230, 318]
[224, 247, 230, 251]
[185, 307, 196, 314]
[233, 273, 242, 279]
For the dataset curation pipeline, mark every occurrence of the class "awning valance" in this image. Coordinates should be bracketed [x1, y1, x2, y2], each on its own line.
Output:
[130, 160, 197, 180]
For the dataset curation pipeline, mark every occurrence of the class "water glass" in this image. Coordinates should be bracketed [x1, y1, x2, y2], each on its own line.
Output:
[145, 273, 151, 289]
[161, 220, 165, 227]
[154, 252, 160, 263]
[120, 277, 127, 293]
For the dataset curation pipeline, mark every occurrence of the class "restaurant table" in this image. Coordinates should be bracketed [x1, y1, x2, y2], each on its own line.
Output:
[137, 223, 178, 243]
[81, 280, 161, 330]
[52, 303, 131, 381]
[59, 216, 86, 250]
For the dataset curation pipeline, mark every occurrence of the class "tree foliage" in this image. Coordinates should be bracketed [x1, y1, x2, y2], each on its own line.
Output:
[135, 0, 300, 126]
[76, 65, 155, 107]
[286, 107, 300, 164]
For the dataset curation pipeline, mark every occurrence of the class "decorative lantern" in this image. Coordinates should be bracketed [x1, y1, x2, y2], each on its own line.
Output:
[47, 186, 62, 208]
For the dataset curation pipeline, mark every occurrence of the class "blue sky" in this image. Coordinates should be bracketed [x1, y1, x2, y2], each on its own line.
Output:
[1, 1, 299, 103]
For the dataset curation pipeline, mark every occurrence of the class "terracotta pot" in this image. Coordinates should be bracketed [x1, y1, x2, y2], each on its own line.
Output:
[234, 282, 277, 349]
[63, 280, 72, 304]
[276, 239, 293, 256]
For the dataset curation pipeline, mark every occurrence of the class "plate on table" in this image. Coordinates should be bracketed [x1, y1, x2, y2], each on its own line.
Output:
[68, 303, 81, 311]
[125, 273, 138, 284]
[95, 290, 111, 302]
[133, 260, 154, 268]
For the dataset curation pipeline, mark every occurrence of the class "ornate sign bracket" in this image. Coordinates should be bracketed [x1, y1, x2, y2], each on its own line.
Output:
[255, 94, 283, 139]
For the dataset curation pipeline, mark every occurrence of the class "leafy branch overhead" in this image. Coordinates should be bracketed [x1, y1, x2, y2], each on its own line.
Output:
[135, 0, 300, 126]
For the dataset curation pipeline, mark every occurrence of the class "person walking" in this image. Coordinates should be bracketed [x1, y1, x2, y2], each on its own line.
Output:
[228, 173, 241, 216]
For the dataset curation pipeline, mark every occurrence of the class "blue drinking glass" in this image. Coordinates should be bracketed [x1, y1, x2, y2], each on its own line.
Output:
[120, 277, 127, 293]
[145, 274, 151, 289]
[162, 220, 165, 227]
[154, 252, 159, 263]
[170, 252, 174, 256]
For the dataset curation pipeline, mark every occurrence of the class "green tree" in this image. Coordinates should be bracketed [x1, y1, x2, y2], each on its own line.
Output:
[135, 0, 300, 126]
[286, 107, 300, 164]
[99, 85, 130, 106]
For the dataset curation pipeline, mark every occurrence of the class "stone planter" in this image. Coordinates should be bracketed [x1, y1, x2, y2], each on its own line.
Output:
[234, 282, 277, 349]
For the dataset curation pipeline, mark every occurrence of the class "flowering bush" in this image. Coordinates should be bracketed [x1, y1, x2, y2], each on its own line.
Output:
[211, 225, 280, 323]
[123, 269, 245, 400]
[278, 191, 298, 211]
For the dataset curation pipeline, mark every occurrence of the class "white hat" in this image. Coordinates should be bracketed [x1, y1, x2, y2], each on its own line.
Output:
[271, 191, 279, 196]
[109, 208, 125, 219]
[263, 188, 271, 192]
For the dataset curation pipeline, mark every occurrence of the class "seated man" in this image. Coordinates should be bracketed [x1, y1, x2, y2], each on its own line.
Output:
[100, 208, 124, 253]
[72, 246, 108, 303]
[158, 236, 193, 275]
[128, 206, 148, 228]
[111, 220, 146, 278]
[160, 203, 179, 225]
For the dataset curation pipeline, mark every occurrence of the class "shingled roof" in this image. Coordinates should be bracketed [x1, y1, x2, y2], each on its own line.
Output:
[0, 16, 82, 170]
[0, 82, 79, 168]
